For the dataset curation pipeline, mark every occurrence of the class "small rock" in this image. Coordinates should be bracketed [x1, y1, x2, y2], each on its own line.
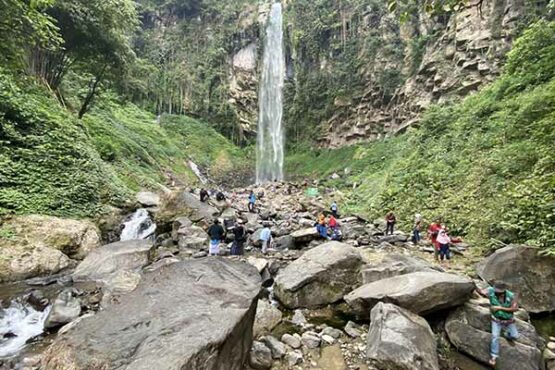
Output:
[192, 251, 207, 258]
[287, 350, 303, 366]
[44, 289, 81, 329]
[249, 341, 273, 370]
[344, 321, 362, 338]
[549, 342, 555, 351]
[544, 348, 555, 360]
[262, 335, 286, 359]
[291, 309, 308, 326]
[301, 331, 321, 349]
[321, 326, 343, 339]
[282, 333, 302, 349]
[321, 334, 335, 345]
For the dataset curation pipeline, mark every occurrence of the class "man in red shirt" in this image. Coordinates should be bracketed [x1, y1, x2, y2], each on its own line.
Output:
[427, 218, 442, 261]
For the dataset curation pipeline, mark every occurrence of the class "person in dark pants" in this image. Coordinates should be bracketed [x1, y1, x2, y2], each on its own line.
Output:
[200, 188, 209, 202]
[207, 219, 225, 256]
[330, 200, 339, 218]
[231, 220, 246, 255]
[385, 211, 396, 235]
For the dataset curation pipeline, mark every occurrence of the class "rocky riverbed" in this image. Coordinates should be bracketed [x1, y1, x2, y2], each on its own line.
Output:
[0, 182, 554, 370]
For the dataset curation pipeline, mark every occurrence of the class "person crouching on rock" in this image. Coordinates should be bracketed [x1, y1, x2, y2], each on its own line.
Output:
[231, 219, 246, 256]
[207, 219, 225, 256]
[316, 214, 330, 240]
[259, 223, 272, 254]
[436, 227, 451, 266]
[200, 188, 209, 202]
[476, 282, 520, 367]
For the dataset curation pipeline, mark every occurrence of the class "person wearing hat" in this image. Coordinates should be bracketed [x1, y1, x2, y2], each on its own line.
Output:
[231, 219, 246, 256]
[476, 281, 520, 367]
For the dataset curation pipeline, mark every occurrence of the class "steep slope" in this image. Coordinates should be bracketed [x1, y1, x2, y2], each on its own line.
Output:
[286, 20, 555, 252]
[0, 70, 249, 218]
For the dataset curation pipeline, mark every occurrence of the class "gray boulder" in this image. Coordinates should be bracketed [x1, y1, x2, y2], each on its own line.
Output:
[44, 289, 81, 329]
[157, 190, 220, 227]
[249, 341, 273, 370]
[476, 245, 555, 313]
[42, 259, 261, 370]
[274, 241, 363, 309]
[344, 271, 475, 318]
[290, 227, 319, 244]
[367, 302, 439, 370]
[360, 253, 440, 284]
[261, 336, 286, 359]
[136, 191, 160, 207]
[73, 239, 153, 282]
[445, 303, 544, 370]
[253, 299, 283, 337]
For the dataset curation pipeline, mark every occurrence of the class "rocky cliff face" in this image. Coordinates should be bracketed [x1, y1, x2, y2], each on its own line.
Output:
[139, 0, 546, 147]
[320, 0, 539, 147]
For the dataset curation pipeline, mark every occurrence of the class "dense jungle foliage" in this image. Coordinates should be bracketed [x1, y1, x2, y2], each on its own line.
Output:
[287, 20, 555, 253]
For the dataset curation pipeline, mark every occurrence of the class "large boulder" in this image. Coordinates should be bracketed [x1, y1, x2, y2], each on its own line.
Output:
[136, 191, 160, 207]
[476, 245, 555, 313]
[273, 241, 363, 309]
[290, 227, 318, 244]
[360, 253, 440, 284]
[445, 303, 544, 370]
[367, 302, 439, 370]
[0, 245, 71, 282]
[0, 216, 100, 281]
[41, 259, 261, 370]
[157, 190, 220, 227]
[73, 239, 154, 282]
[344, 271, 475, 318]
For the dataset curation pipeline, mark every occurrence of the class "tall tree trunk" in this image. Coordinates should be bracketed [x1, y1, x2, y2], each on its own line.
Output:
[78, 65, 107, 119]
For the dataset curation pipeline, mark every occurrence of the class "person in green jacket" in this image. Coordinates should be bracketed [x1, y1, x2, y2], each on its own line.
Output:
[476, 281, 520, 367]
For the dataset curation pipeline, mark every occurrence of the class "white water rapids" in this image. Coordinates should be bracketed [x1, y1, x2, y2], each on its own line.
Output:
[120, 208, 156, 241]
[0, 298, 50, 358]
[256, 2, 285, 183]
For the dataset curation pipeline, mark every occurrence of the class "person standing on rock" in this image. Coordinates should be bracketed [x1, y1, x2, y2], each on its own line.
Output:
[436, 227, 451, 265]
[248, 190, 256, 213]
[476, 282, 520, 367]
[427, 218, 442, 261]
[231, 220, 246, 256]
[259, 223, 272, 254]
[385, 211, 396, 235]
[412, 213, 422, 244]
[200, 188, 209, 202]
[207, 219, 225, 256]
[330, 200, 339, 218]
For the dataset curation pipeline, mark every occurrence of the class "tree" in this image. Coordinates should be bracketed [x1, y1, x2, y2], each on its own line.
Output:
[387, 0, 485, 20]
[0, 0, 61, 69]
[28, 0, 139, 117]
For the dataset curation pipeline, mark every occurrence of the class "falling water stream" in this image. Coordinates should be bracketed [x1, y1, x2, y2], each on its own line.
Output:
[120, 208, 156, 241]
[256, 2, 285, 183]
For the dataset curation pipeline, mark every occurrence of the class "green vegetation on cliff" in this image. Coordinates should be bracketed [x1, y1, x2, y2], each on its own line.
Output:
[287, 20, 555, 253]
[0, 70, 248, 217]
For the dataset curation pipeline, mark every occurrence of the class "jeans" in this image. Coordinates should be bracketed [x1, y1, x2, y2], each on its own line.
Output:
[386, 222, 395, 235]
[412, 229, 421, 244]
[439, 244, 450, 260]
[491, 320, 519, 359]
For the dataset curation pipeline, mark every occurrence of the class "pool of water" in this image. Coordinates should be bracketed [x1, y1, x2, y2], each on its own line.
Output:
[531, 313, 555, 341]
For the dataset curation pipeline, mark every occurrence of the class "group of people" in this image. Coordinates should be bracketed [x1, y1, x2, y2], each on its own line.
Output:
[315, 201, 342, 241]
[384, 211, 456, 266]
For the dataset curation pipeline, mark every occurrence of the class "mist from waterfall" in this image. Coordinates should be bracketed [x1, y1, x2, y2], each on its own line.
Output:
[256, 2, 285, 183]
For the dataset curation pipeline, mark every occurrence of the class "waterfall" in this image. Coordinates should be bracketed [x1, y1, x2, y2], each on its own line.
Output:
[188, 160, 208, 184]
[120, 208, 156, 241]
[0, 297, 51, 357]
[256, 2, 285, 184]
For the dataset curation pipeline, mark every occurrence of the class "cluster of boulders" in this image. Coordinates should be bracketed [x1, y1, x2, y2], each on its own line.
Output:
[2, 183, 555, 370]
